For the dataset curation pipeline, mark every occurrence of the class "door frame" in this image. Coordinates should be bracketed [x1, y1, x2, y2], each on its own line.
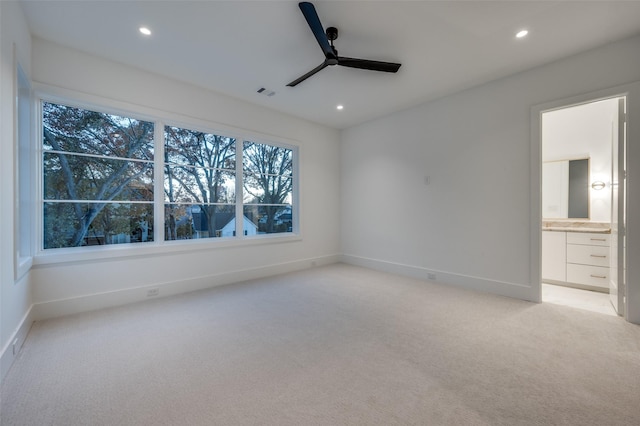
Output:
[530, 82, 640, 324]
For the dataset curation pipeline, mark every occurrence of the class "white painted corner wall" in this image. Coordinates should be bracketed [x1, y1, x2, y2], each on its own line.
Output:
[0, 0, 34, 380]
[340, 34, 640, 319]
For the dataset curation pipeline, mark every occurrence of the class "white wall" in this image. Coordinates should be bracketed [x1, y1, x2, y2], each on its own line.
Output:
[340, 34, 640, 311]
[29, 38, 341, 320]
[0, 0, 33, 379]
[542, 98, 618, 222]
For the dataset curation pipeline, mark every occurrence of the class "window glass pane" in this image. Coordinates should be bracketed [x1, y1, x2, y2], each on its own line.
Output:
[244, 205, 292, 234]
[242, 142, 293, 204]
[44, 152, 153, 201]
[243, 141, 293, 234]
[42, 102, 155, 250]
[164, 126, 235, 169]
[164, 204, 235, 240]
[44, 202, 153, 249]
[164, 126, 237, 219]
[164, 165, 235, 204]
[43, 102, 154, 160]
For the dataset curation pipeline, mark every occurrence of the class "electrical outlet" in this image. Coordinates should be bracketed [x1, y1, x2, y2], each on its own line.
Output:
[427, 273, 437, 280]
[147, 288, 160, 297]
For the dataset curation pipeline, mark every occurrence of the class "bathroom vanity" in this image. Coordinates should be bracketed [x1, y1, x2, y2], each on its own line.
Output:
[542, 222, 611, 292]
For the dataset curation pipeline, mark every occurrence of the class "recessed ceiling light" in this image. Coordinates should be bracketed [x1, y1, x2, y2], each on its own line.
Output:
[336, 105, 344, 110]
[139, 27, 152, 36]
[516, 29, 528, 39]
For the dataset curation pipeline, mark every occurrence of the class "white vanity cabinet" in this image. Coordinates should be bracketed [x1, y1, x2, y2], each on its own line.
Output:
[542, 231, 566, 282]
[566, 232, 610, 290]
[542, 230, 610, 291]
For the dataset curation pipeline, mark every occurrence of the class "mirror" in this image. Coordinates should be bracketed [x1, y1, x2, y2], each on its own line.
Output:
[542, 158, 590, 219]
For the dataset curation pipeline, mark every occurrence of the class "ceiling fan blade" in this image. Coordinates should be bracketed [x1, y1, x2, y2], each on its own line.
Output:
[298, 2, 336, 60]
[337, 57, 401, 73]
[287, 61, 330, 87]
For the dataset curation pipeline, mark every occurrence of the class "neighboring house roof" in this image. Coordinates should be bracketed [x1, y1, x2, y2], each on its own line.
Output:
[191, 211, 257, 232]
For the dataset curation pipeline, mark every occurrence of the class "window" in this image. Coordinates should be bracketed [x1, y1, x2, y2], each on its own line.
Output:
[42, 102, 155, 249]
[243, 141, 294, 234]
[40, 100, 298, 252]
[164, 126, 236, 240]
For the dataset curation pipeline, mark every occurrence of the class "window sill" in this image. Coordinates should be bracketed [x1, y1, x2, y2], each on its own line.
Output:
[15, 256, 33, 280]
[32, 233, 302, 267]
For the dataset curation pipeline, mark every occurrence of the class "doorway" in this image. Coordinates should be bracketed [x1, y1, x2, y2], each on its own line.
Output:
[540, 96, 626, 316]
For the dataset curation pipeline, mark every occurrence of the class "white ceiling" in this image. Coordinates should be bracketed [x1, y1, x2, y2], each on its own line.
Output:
[20, 0, 640, 129]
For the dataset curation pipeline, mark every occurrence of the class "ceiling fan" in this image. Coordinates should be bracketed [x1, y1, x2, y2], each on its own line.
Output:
[287, 1, 402, 87]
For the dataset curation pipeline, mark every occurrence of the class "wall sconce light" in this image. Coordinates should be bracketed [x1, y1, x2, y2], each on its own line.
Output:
[591, 181, 606, 190]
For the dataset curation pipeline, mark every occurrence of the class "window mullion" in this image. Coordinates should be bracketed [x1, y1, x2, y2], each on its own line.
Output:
[292, 147, 299, 234]
[154, 121, 165, 244]
[36, 100, 45, 253]
[236, 140, 244, 238]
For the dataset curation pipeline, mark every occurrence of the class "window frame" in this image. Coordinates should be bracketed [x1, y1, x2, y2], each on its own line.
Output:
[40, 99, 157, 249]
[241, 138, 299, 236]
[15, 63, 34, 279]
[33, 87, 301, 266]
[162, 122, 238, 242]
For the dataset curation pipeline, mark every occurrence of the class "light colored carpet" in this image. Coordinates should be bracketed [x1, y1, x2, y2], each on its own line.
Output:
[2, 263, 639, 425]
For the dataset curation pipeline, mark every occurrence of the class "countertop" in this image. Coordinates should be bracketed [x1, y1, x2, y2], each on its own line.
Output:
[542, 221, 611, 234]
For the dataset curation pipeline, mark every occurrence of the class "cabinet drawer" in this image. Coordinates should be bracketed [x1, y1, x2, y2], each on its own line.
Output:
[566, 264, 609, 288]
[566, 232, 610, 246]
[566, 244, 609, 267]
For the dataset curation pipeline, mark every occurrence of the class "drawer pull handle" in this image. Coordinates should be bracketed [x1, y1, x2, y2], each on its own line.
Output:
[590, 274, 607, 279]
[590, 254, 607, 258]
[590, 238, 607, 241]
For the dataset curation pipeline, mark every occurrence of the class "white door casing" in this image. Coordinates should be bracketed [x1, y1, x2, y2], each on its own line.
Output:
[610, 97, 627, 315]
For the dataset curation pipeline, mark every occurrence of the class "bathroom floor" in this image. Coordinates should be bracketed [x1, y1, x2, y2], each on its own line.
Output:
[542, 283, 617, 316]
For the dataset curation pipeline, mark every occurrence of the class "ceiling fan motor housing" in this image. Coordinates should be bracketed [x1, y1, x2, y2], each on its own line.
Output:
[326, 26, 338, 41]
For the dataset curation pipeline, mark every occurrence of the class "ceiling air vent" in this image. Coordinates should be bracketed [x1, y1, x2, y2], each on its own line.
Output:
[257, 87, 276, 97]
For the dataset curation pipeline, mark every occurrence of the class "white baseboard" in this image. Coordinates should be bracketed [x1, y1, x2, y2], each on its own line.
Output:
[1, 305, 35, 381]
[341, 254, 538, 302]
[33, 254, 341, 321]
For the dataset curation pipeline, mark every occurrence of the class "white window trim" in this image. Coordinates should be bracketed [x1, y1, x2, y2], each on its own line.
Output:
[32, 85, 301, 267]
[15, 62, 34, 280]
